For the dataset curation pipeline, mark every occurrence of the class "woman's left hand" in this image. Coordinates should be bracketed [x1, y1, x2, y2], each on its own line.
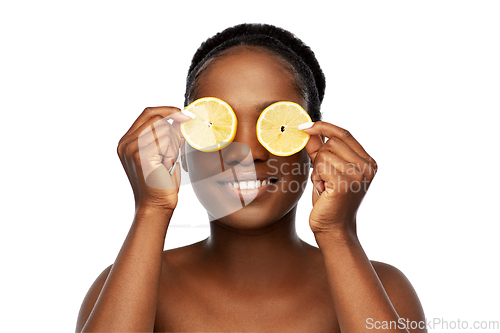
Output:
[300, 121, 378, 236]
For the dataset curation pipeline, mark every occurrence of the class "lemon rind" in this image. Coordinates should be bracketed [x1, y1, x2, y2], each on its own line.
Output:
[180, 97, 237, 152]
[256, 101, 311, 157]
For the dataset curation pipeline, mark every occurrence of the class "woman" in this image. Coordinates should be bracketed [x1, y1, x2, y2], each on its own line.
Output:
[76, 24, 426, 332]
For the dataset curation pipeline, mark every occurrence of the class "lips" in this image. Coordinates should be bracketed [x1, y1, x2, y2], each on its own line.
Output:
[221, 179, 274, 189]
[214, 172, 279, 202]
[216, 172, 278, 187]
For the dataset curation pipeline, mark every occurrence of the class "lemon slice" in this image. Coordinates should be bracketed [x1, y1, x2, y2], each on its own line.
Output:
[256, 101, 311, 156]
[181, 97, 237, 152]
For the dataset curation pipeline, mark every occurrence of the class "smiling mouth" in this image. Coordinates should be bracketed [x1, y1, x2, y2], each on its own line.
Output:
[217, 177, 278, 189]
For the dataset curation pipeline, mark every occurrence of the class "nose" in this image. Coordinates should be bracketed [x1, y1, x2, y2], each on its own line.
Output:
[221, 121, 269, 166]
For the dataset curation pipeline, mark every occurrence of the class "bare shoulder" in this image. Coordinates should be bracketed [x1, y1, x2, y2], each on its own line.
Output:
[372, 261, 410, 283]
[371, 260, 427, 330]
[371, 260, 420, 297]
[75, 264, 113, 332]
[75, 241, 205, 332]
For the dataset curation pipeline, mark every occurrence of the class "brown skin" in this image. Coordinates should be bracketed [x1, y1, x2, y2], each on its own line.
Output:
[76, 47, 426, 332]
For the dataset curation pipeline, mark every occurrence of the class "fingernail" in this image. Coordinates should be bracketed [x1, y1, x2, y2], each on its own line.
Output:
[181, 109, 196, 119]
[298, 122, 314, 130]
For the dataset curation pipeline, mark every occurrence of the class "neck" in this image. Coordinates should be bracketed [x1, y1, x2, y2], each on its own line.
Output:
[201, 206, 308, 289]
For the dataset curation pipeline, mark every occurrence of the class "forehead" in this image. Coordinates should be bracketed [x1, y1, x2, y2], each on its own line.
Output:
[193, 47, 306, 114]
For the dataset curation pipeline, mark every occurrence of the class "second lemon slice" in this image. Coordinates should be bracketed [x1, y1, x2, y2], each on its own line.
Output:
[181, 97, 237, 152]
[256, 101, 311, 156]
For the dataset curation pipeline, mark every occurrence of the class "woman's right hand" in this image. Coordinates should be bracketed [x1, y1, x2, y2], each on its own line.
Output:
[117, 106, 195, 215]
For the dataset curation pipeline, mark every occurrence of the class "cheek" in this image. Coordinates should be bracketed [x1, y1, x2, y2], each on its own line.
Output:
[275, 150, 311, 195]
[185, 145, 221, 183]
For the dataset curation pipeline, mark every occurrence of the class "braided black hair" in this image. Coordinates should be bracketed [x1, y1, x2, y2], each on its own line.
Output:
[184, 23, 325, 121]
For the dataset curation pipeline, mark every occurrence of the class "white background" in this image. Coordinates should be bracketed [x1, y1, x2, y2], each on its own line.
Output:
[1, 1, 499, 332]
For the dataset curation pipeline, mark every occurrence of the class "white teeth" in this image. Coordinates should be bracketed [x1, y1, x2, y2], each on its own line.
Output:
[222, 179, 273, 189]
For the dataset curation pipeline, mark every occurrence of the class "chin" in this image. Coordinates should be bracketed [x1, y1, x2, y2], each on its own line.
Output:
[187, 146, 311, 230]
[203, 184, 305, 232]
[209, 205, 281, 230]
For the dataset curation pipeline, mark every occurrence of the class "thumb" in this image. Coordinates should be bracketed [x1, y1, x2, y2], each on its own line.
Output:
[145, 163, 179, 190]
[310, 188, 338, 223]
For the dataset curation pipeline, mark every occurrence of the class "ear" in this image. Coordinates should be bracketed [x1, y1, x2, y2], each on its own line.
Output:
[181, 142, 188, 172]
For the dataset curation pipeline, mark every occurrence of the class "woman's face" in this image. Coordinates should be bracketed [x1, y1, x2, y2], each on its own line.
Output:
[185, 46, 310, 229]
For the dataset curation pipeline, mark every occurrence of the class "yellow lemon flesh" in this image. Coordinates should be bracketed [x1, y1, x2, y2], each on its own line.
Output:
[181, 97, 237, 152]
[256, 101, 311, 156]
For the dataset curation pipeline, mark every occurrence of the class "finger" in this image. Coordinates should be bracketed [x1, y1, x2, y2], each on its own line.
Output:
[312, 182, 321, 206]
[137, 122, 183, 151]
[139, 138, 180, 189]
[304, 134, 323, 163]
[120, 107, 193, 144]
[144, 163, 178, 190]
[170, 162, 181, 190]
[138, 117, 176, 140]
[171, 120, 182, 139]
[313, 150, 359, 181]
[119, 114, 184, 159]
[122, 131, 181, 181]
[146, 161, 182, 191]
[300, 121, 372, 162]
[311, 169, 325, 194]
[322, 137, 375, 179]
[119, 115, 163, 158]
[140, 133, 181, 169]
